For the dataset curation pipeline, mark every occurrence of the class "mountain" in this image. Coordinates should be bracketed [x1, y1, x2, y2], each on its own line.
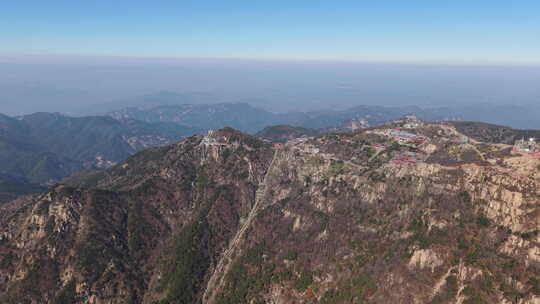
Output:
[0, 113, 82, 185]
[2, 102, 424, 202]
[106, 103, 440, 134]
[107, 103, 305, 134]
[18, 112, 202, 164]
[0, 112, 202, 201]
[1, 123, 538, 303]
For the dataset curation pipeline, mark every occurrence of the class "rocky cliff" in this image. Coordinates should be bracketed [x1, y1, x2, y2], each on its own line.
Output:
[0, 123, 538, 304]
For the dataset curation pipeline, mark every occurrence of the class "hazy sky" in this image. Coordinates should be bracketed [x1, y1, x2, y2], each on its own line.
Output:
[1, 2, 539, 116]
[1, 57, 539, 116]
[1, 1, 539, 64]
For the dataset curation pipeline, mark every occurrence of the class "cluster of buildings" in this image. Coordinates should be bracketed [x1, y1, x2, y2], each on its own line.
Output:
[513, 137, 539, 154]
[367, 116, 428, 145]
[401, 115, 423, 129]
[381, 129, 428, 145]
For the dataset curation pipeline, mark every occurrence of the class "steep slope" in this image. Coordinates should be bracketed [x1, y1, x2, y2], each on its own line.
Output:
[0, 128, 274, 303]
[0, 124, 538, 304]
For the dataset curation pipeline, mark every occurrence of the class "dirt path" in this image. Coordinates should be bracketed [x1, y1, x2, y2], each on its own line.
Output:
[202, 150, 279, 303]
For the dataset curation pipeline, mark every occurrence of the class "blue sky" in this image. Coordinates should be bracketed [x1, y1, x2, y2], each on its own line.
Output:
[1, 1, 539, 64]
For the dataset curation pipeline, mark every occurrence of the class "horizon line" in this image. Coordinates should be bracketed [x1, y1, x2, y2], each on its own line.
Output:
[1, 51, 539, 68]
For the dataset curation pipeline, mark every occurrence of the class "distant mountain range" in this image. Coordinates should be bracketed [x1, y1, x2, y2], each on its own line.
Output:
[3, 100, 540, 202]
[105, 97, 540, 132]
[106, 102, 451, 134]
[2, 103, 420, 202]
[0, 112, 201, 190]
[108, 103, 301, 134]
[99, 91, 540, 128]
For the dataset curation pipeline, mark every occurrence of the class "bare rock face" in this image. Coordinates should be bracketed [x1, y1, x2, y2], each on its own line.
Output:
[408, 249, 444, 272]
[1, 124, 539, 304]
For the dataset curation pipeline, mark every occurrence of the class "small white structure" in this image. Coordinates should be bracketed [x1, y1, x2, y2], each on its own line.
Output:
[201, 129, 222, 145]
[514, 137, 538, 152]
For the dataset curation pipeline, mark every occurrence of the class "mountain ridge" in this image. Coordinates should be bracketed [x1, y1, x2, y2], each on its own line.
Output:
[1, 122, 538, 303]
